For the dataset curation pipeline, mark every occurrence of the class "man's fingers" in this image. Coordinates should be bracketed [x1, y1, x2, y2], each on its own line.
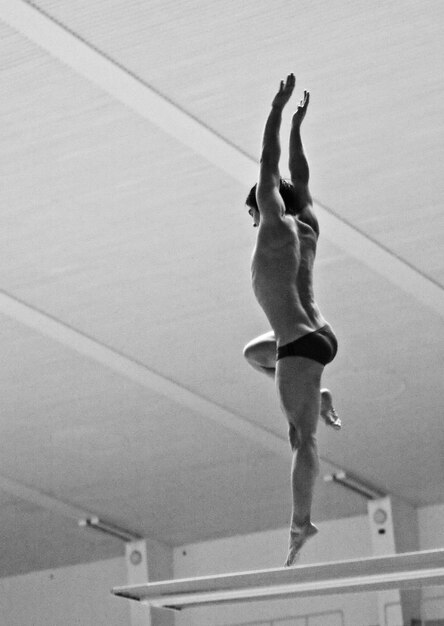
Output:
[279, 74, 295, 91]
[300, 91, 310, 107]
[286, 73, 295, 88]
[274, 74, 296, 106]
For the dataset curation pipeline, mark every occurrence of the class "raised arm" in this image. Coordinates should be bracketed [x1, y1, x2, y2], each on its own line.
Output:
[256, 74, 296, 220]
[289, 90, 312, 207]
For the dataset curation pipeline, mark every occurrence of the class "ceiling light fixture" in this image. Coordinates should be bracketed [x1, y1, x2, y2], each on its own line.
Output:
[78, 517, 142, 542]
[323, 470, 386, 500]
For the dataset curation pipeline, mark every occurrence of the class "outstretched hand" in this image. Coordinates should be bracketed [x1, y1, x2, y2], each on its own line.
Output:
[271, 73, 296, 109]
[292, 90, 310, 125]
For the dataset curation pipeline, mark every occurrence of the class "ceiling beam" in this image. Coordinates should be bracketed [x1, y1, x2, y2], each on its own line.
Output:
[0, 289, 295, 460]
[0, 287, 346, 520]
[0, 288, 346, 477]
[0, 1, 347, 474]
[0, 0, 439, 483]
[0, 472, 142, 541]
[0, 0, 439, 476]
[1, 0, 442, 318]
[0, 472, 97, 521]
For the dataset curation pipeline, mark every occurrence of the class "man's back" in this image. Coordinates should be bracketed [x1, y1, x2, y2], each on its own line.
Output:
[251, 208, 325, 346]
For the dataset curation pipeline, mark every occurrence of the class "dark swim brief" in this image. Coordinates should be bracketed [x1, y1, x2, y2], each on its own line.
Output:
[276, 324, 338, 366]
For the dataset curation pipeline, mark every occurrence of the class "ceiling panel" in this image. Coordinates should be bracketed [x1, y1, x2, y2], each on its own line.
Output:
[0, 312, 367, 573]
[0, 1, 442, 577]
[0, 503, 119, 577]
[26, 0, 444, 282]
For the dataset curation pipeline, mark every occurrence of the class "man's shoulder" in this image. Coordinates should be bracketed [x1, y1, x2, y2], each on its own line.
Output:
[256, 214, 297, 250]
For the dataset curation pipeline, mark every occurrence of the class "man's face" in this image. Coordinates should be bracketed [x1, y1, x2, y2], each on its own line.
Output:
[248, 207, 260, 228]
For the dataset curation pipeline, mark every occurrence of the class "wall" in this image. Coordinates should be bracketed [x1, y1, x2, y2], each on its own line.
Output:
[0, 503, 442, 626]
[0, 557, 129, 626]
[419, 503, 444, 623]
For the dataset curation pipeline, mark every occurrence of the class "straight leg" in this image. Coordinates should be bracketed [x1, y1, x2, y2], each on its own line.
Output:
[276, 356, 324, 565]
[289, 428, 320, 527]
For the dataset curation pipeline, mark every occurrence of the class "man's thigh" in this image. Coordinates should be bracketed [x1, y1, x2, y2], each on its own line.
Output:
[276, 356, 323, 434]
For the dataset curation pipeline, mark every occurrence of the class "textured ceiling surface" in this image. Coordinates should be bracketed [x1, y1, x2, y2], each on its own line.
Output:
[0, 0, 442, 577]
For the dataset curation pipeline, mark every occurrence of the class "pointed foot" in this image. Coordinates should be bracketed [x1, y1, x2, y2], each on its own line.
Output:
[320, 388, 341, 430]
[284, 523, 318, 567]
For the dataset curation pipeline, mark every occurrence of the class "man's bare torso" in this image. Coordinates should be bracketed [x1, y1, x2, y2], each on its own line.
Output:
[251, 208, 326, 346]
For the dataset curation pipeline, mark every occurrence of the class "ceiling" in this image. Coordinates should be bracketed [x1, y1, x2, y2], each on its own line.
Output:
[0, 0, 443, 577]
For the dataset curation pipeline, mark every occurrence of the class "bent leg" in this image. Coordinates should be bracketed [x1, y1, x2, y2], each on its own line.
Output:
[243, 331, 276, 379]
[244, 332, 340, 428]
[321, 388, 341, 429]
[276, 356, 324, 565]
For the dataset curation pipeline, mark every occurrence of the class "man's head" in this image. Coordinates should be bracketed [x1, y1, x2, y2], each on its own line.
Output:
[245, 178, 302, 227]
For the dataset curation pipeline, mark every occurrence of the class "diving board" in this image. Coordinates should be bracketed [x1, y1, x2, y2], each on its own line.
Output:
[112, 549, 444, 610]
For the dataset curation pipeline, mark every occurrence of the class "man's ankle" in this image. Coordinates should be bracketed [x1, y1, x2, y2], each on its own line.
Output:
[291, 516, 310, 531]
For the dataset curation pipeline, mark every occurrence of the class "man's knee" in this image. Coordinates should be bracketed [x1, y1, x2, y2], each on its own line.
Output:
[242, 341, 255, 363]
[288, 424, 300, 451]
[288, 419, 317, 451]
[243, 343, 262, 367]
[243, 334, 276, 368]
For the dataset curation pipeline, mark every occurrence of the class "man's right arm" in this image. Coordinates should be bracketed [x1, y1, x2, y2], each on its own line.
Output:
[256, 106, 285, 222]
[257, 74, 296, 222]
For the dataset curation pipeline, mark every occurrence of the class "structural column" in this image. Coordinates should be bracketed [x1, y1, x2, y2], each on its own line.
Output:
[125, 539, 175, 626]
[368, 496, 421, 626]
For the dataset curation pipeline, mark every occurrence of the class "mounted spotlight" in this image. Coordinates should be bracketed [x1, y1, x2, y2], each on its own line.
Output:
[78, 517, 142, 542]
[323, 470, 386, 500]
